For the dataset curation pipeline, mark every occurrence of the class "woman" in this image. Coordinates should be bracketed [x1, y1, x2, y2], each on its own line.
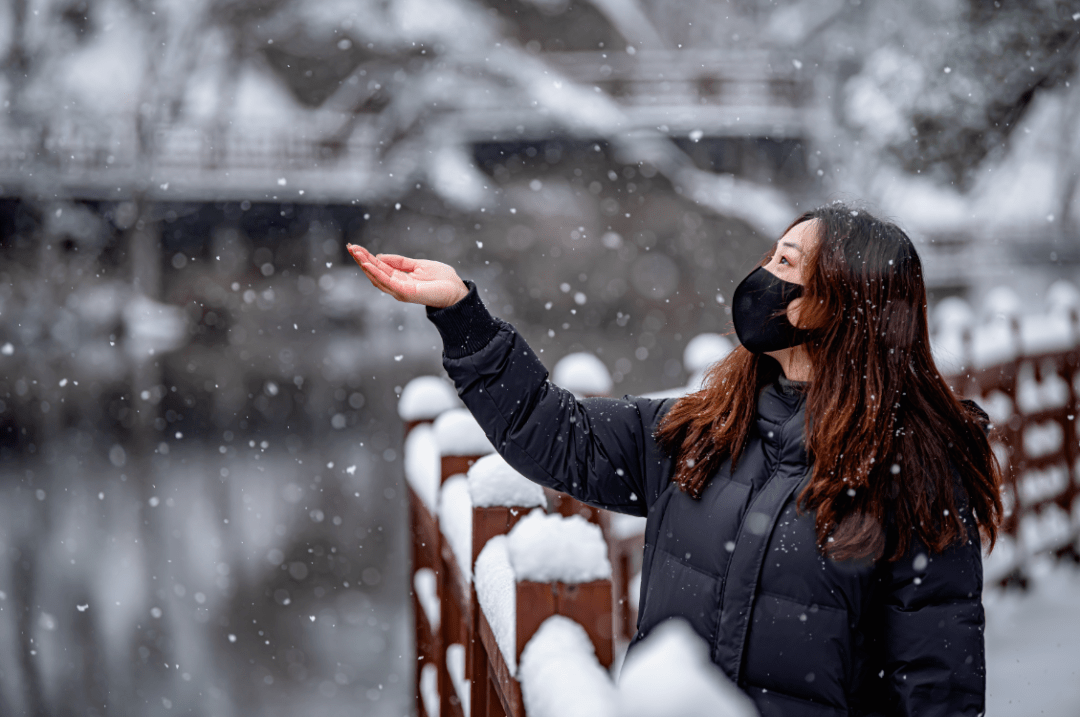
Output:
[349, 205, 1002, 717]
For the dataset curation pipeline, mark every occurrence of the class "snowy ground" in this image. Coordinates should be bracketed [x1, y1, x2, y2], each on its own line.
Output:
[985, 559, 1080, 717]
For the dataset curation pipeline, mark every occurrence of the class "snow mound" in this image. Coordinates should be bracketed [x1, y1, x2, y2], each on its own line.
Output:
[404, 424, 441, 512]
[467, 454, 547, 509]
[507, 510, 612, 583]
[433, 408, 494, 457]
[983, 286, 1022, 320]
[519, 616, 617, 717]
[933, 296, 975, 332]
[553, 352, 613, 397]
[440, 476, 474, 582]
[683, 333, 734, 374]
[399, 376, 460, 422]
[971, 320, 1017, 369]
[475, 536, 517, 672]
[618, 620, 759, 717]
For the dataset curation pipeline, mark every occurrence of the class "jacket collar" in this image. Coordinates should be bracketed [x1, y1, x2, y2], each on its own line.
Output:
[756, 382, 809, 468]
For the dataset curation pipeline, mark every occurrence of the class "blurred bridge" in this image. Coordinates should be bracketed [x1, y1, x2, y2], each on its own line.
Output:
[0, 50, 811, 205]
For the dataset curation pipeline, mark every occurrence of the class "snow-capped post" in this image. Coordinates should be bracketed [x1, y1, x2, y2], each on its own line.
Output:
[435, 408, 497, 481]
[400, 375, 461, 438]
[399, 379, 476, 717]
[432, 409, 496, 717]
[463, 456, 549, 717]
[401, 375, 460, 717]
[473, 511, 614, 717]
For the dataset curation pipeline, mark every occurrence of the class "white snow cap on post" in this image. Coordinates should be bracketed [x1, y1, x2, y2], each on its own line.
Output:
[467, 454, 547, 509]
[683, 333, 734, 375]
[507, 509, 612, 583]
[618, 620, 759, 717]
[398, 375, 460, 422]
[553, 352, 613, 397]
[433, 408, 495, 456]
[1047, 280, 1080, 315]
[519, 616, 618, 717]
[930, 297, 973, 375]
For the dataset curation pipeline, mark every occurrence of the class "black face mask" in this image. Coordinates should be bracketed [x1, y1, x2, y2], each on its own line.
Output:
[731, 267, 809, 353]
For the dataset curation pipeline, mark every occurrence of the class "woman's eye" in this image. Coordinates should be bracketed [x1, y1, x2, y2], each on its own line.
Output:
[779, 256, 790, 265]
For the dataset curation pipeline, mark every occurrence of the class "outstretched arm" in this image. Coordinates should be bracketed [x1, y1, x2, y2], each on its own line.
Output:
[348, 245, 674, 513]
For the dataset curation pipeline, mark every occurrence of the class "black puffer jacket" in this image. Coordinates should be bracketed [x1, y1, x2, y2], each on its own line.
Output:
[427, 284, 986, 717]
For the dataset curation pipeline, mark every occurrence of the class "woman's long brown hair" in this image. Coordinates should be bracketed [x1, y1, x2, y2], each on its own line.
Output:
[656, 206, 1003, 562]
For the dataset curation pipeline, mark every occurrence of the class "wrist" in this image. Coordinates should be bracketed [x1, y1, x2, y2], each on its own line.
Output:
[426, 281, 502, 359]
[447, 280, 469, 307]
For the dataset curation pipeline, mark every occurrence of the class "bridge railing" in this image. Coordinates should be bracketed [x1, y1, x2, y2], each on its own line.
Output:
[939, 297, 1080, 585]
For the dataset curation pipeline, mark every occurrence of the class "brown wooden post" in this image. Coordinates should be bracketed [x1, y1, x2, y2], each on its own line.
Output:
[467, 505, 531, 717]
[408, 484, 441, 717]
[404, 414, 440, 716]
[437, 453, 486, 717]
[611, 532, 645, 641]
[543, 486, 603, 524]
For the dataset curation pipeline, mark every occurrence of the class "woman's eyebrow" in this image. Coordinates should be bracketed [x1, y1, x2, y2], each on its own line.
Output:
[780, 240, 804, 254]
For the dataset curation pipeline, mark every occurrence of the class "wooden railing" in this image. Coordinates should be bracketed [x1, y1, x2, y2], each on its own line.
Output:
[947, 318, 1080, 585]
[402, 324, 1080, 715]
[402, 394, 623, 717]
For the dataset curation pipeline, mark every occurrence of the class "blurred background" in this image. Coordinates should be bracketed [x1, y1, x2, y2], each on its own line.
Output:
[1, 0, 1080, 715]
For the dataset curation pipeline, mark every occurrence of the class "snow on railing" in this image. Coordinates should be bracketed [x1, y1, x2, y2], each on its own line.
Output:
[517, 616, 758, 717]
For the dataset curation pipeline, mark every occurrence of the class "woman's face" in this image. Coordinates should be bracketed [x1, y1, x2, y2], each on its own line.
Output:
[762, 219, 819, 328]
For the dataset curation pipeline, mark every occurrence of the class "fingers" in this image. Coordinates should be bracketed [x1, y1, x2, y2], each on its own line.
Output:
[348, 245, 404, 299]
[347, 244, 423, 303]
[377, 254, 419, 272]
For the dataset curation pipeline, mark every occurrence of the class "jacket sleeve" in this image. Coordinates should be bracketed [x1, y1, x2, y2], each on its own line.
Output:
[426, 282, 675, 515]
[878, 522, 986, 717]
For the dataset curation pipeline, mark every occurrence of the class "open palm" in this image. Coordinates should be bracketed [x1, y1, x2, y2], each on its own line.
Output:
[347, 244, 470, 308]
